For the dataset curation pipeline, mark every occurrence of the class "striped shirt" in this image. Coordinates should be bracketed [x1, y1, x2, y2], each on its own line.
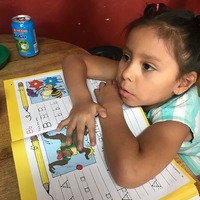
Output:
[146, 85, 200, 177]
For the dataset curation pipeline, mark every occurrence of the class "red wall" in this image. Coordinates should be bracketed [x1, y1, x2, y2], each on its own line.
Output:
[1, 0, 200, 50]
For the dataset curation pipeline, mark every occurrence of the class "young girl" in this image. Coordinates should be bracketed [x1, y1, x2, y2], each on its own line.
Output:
[57, 3, 200, 188]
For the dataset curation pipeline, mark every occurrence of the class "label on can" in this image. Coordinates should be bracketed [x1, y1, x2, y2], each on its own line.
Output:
[11, 15, 39, 57]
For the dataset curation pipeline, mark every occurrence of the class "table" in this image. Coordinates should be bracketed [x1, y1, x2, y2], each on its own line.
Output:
[0, 34, 199, 200]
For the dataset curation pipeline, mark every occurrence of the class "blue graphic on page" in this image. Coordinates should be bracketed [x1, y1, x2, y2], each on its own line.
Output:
[25, 75, 68, 104]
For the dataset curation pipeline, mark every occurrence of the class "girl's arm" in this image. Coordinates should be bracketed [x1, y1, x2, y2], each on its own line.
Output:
[57, 54, 118, 150]
[95, 81, 190, 188]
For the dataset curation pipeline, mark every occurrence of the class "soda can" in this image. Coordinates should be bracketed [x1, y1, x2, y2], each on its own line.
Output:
[11, 15, 39, 57]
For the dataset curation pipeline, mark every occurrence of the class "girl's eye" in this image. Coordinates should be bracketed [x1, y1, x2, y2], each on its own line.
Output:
[143, 63, 156, 71]
[122, 53, 131, 62]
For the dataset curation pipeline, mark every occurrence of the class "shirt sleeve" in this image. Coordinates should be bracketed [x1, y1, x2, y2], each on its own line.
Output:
[146, 86, 200, 145]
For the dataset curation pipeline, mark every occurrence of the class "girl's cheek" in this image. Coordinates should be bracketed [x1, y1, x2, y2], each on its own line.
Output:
[116, 65, 124, 78]
[116, 72, 121, 84]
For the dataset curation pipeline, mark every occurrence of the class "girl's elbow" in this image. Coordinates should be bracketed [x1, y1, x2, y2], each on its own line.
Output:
[63, 54, 79, 64]
[111, 164, 150, 188]
[113, 172, 143, 188]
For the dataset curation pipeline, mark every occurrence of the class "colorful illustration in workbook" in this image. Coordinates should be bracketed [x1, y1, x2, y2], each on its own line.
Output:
[17, 75, 69, 121]
[30, 128, 96, 199]
[41, 129, 96, 177]
[26, 75, 68, 103]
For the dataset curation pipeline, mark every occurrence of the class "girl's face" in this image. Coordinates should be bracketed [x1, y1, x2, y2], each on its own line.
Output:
[117, 26, 181, 108]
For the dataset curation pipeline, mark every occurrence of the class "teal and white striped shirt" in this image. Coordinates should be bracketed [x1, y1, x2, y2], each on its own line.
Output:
[146, 85, 200, 177]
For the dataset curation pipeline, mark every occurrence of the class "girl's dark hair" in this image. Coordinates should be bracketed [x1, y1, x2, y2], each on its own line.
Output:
[126, 3, 200, 79]
[144, 3, 168, 17]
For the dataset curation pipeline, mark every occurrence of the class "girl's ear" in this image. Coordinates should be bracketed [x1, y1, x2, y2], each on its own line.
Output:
[174, 72, 197, 95]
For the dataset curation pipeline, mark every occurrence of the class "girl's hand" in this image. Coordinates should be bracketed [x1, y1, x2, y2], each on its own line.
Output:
[94, 80, 123, 108]
[56, 101, 107, 150]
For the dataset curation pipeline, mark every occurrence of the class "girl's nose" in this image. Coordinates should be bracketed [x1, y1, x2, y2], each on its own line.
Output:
[122, 65, 135, 82]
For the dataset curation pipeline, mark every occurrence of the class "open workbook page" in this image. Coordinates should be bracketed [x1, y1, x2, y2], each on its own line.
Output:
[4, 70, 199, 200]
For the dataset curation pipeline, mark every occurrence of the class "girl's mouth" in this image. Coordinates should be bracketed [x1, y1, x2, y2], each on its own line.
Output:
[119, 87, 132, 98]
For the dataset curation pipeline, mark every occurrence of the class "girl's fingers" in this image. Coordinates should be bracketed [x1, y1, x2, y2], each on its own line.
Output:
[65, 120, 77, 146]
[56, 118, 70, 131]
[76, 122, 86, 150]
[99, 81, 106, 88]
[66, 131, 73, 146]
[98, 107, 107, 118]
[86, 120, 96, 147]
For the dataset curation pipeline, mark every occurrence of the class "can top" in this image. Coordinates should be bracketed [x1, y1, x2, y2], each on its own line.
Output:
[12, 15, 31, 23]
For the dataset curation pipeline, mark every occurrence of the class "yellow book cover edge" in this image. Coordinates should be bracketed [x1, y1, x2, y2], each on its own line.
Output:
[4, 79, 37, 200]
[12, 140, 37, 200]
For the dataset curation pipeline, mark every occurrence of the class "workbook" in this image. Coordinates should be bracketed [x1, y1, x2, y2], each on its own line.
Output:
[4, 70, 199, 200]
